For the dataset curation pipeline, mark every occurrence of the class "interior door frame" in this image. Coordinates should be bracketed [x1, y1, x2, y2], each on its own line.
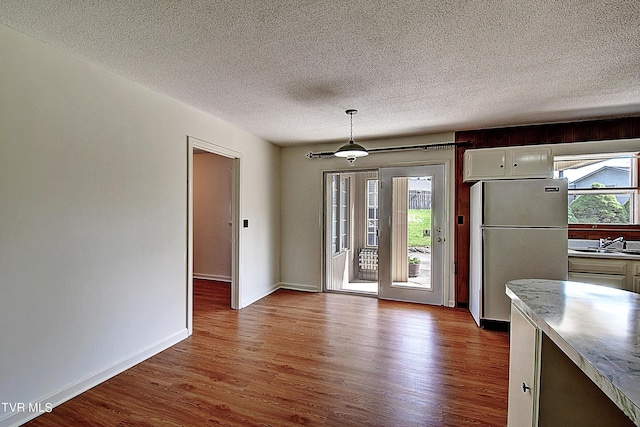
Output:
[187, 136, 241, 335]
[378, 164, 447, 305]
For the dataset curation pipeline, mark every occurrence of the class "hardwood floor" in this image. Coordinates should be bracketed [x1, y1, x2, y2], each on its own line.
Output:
[27, 280, 509, 426]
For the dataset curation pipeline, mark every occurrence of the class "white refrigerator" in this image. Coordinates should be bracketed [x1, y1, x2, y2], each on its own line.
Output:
[469, 178, 568, 327]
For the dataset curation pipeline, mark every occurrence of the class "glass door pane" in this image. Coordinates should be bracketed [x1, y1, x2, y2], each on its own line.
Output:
[391, 176, 432, 289]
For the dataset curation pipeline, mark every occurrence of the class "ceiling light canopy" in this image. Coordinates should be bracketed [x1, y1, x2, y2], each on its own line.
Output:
[334, 109, 368, 165]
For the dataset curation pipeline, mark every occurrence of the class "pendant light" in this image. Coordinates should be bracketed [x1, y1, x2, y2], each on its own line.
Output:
[334, 109, 368, 165]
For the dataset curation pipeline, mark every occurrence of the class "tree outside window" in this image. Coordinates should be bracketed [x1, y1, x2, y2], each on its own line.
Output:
[568, 183, 629, 224]
[556, 153, 638, 225]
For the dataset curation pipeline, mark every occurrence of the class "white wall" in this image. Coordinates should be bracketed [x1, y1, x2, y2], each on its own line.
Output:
[193, 153, 233, 282]
[0, 24, 280, 426]
[279, 133, 457, 306]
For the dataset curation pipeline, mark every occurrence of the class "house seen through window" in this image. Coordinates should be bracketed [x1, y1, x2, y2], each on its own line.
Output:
[554, 152, 639, 225]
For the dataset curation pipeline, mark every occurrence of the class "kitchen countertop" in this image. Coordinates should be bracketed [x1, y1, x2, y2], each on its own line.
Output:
[568, 249, 640, 260]
[506, 279, 640, 426]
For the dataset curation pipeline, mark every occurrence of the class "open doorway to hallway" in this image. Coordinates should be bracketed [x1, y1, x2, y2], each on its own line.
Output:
[193, 151, 233, 285]
[187, 136, 241, 334]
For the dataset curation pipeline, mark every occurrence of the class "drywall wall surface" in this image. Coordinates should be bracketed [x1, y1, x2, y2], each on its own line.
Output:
[0, 23, 279, 425]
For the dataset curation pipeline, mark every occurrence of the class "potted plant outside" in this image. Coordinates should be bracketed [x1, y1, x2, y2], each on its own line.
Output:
[408, 255, 420, 278]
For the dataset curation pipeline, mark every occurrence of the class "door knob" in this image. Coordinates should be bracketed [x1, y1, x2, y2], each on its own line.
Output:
[436, 237, 443, 243]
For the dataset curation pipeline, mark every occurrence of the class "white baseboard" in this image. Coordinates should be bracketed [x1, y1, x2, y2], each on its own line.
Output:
[277, 282, 320, 292]
[193, 273, 232, 283]
[0, 329, 189, 427]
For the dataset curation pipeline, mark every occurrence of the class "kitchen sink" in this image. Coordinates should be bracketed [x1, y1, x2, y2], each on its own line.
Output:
[568, 239, 640, 257]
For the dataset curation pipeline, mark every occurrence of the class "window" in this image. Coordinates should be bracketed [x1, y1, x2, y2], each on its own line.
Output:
[340, 176, 350, 251]
[331, 174, 350, 253]
[331, 175, 338, 253]
[554, 152, 639, 225]
[367, 179, 378, 246]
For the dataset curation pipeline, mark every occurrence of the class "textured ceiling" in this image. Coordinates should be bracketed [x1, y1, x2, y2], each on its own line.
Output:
[1, 1, 639, 146]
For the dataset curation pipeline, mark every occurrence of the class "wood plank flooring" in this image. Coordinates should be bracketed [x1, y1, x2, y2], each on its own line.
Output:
[26, 280, 509, 426]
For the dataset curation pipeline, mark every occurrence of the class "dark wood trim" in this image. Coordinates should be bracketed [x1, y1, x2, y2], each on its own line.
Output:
[454, 142, 471, 305]
[568, 224, 640, 241]
[454, 116, 640, 307]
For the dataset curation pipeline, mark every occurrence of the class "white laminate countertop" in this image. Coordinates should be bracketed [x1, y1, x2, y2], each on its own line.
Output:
[506, 279, 640, 426]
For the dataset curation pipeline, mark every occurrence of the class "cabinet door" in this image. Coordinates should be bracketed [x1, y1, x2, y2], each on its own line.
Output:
[568, 257, 627, 275]
[508, 305, 539, 427]
[463, 149, 506, 181]
[568, 272, 626, 290]
[633, 276, 640, 293]
[510, 148, 553, 178]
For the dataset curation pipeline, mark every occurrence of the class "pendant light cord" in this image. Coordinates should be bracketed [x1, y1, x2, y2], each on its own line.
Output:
[350, 111, 353, 142]
[345, 109, 357, 143]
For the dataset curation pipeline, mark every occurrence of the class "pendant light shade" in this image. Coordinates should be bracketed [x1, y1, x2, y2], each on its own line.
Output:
[334, 141, 369, 158]
[335, 109, 368, 161]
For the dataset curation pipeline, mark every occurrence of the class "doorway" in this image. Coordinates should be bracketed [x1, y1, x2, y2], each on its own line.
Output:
[193, 152, 233, 282]
[324, 170, 379, 295]
[187, 136, 241, 334]
[323, 164, 447, 305]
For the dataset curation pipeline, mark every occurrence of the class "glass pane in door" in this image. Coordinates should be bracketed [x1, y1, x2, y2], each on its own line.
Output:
[391, 176, 432, 289]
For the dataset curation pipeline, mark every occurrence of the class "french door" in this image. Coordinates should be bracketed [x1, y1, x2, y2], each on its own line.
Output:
[378, 165, 445, 305]
[323, 165, 446, 305]
[324, 171, 379, 294]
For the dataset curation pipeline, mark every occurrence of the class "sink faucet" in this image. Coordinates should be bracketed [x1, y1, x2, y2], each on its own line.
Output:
[599, 236, 625, 250]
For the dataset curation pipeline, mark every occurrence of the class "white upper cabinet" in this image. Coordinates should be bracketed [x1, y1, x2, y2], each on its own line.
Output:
[464, 147, 507, 180]
[464, 147, 553, 182]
